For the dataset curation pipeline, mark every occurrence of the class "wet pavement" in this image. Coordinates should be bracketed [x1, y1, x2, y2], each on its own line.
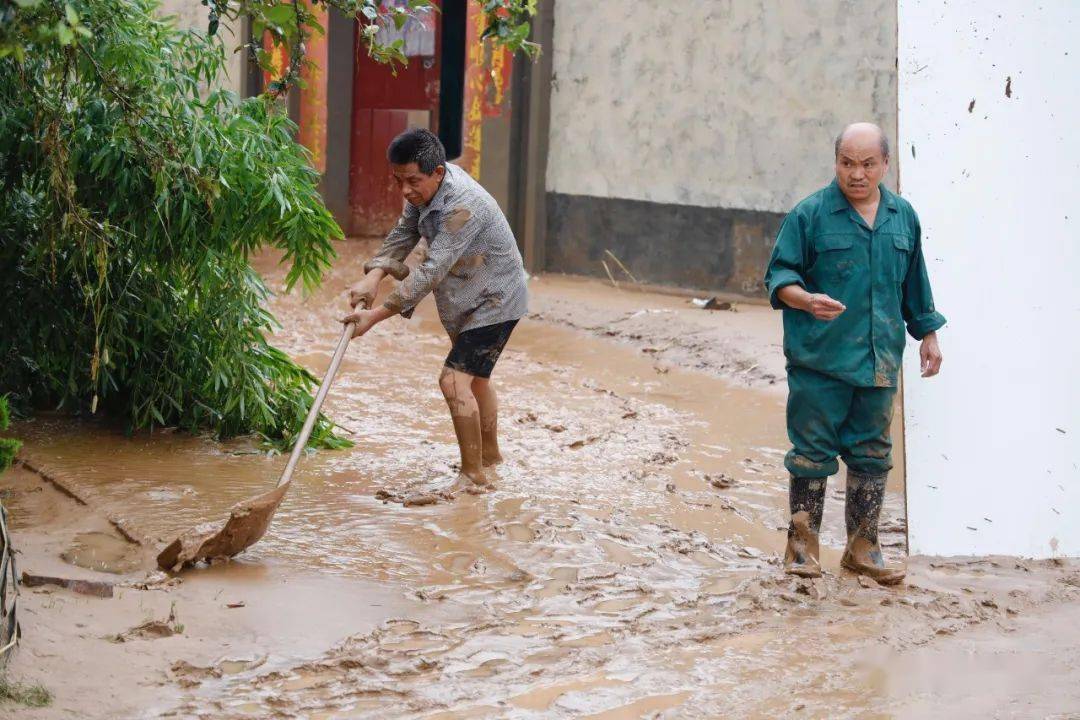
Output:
[7, 243, 1077, 719]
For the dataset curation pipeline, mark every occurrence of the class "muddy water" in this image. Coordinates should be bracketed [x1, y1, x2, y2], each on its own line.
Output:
[61, 531, 143, 574]
[11, 242, 917, 718]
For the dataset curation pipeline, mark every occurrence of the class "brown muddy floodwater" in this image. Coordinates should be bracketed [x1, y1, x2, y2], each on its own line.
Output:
[11, 243, 1078, 719]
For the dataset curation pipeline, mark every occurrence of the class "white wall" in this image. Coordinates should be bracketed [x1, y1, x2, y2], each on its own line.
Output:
[899, 1, 1080, 557]
[547, 0, 897, 213]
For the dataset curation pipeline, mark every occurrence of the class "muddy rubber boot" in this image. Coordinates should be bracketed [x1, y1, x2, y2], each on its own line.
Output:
[784, 476, 827, 578]
[841, 469, 905, 585]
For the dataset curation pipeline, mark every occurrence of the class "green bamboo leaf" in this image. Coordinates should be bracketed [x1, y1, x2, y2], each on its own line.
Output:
[56, 23, 75, 45]
[263, 4, 296, 27]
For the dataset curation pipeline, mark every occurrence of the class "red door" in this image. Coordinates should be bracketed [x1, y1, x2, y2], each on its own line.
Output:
[348, 2, 442, 236]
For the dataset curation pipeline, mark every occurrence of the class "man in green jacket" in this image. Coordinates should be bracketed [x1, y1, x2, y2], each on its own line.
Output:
[764, 123, 945, 584]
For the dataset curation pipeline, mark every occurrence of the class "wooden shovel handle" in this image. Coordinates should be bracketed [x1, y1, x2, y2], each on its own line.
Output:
[276, 323, 354, 488]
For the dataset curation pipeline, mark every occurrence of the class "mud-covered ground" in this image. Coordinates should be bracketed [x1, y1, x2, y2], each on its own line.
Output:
[3, 242, 1079, 719]
[525, 274, 786, 390]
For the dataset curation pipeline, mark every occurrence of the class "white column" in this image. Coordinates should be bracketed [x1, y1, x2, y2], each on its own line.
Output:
[899, 0, 1080, 556]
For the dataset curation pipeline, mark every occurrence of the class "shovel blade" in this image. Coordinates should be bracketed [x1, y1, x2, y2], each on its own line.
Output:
[156, 481, 291, 571]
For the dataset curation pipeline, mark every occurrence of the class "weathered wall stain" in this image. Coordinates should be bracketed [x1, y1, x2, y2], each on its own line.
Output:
[459, 2, 513, 186]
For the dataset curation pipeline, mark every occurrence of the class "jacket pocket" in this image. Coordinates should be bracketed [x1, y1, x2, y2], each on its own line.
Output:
[889, 233, 913, 281]
[811, 233, 858, 282]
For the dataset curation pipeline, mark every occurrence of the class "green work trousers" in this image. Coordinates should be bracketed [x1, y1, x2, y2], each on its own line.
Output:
[784, 365, 897, 479]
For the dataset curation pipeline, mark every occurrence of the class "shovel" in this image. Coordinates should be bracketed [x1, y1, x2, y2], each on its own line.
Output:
[156, 322, 355, 571]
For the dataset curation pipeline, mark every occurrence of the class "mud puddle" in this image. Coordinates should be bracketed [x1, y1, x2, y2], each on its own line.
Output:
[61, 531, 143, 574]
[10, 242, 1078, 719]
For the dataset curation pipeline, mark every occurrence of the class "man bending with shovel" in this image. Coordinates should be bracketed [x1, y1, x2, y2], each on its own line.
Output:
[341, 128, 528, 497]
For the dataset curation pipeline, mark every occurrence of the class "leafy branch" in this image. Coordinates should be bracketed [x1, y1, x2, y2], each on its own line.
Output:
[3, 1, 540, 98]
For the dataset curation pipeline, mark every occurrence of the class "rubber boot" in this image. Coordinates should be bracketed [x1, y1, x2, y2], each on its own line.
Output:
[784, 476, 827, 578]
[841, 469, 905, 585]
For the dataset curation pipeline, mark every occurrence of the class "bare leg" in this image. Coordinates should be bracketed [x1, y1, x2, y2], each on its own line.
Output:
[472, 376, 503, 466]
[439, 367, 489, 491]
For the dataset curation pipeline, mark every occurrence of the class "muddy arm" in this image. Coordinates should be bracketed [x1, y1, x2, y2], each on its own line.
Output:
[363, 258, 410, 282]
[363, 203, 422, 280]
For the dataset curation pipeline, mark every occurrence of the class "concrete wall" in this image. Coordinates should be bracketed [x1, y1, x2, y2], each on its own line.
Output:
[543, 0, 897, 295]
[899, 0, 1080, 557]
[157, 0, 244, 95]
[323, 8, 357, 231]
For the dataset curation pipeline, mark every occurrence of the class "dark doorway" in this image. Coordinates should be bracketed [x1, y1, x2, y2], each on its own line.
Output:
[438, 0, 466, 160]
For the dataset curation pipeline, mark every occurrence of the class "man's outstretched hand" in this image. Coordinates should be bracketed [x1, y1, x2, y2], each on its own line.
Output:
[806, 293, 846, 321]
[777, 285, 846, 321]
[920, 331, 943, 377]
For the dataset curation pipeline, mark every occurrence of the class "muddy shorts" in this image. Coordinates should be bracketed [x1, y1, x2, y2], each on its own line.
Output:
[444, 319, 519, 379]
[784, 365, 897, 479]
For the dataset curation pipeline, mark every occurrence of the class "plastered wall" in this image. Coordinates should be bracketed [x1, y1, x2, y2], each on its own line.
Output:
[546, 0, 898, 213]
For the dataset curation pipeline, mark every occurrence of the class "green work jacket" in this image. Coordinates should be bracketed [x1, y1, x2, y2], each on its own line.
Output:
[764, 180, 946, 387]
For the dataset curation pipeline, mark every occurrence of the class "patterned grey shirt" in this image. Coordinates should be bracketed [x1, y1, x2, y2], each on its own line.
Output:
[364, 163, 529, 338]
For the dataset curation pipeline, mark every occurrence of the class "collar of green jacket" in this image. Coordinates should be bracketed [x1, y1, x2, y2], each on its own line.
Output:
[825, 178, 899, 215]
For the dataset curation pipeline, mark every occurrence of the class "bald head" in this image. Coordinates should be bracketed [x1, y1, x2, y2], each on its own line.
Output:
[835, 123, 889, 160]
[834, 123, 890, 203]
